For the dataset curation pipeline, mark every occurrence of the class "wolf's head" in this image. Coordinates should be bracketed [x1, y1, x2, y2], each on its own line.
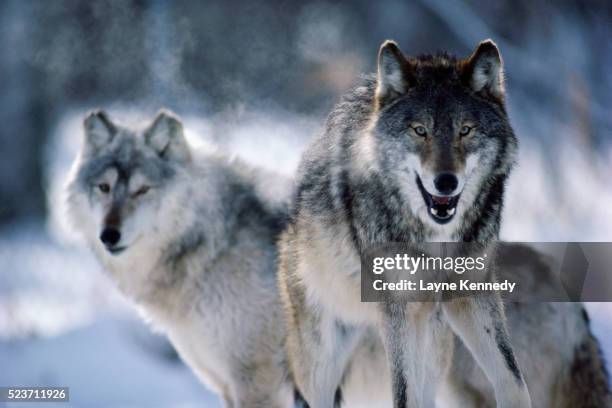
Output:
[365, 39, 516, 232]
[66, 109, 192, 257]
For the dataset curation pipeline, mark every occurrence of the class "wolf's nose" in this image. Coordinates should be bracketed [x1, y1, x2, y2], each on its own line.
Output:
[434, 173, 458, 195]
[100, 228, 121, 247]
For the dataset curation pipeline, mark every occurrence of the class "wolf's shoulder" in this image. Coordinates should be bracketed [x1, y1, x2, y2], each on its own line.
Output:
[325, 74, 377, 135]
[298, 74, 376, 170]
[288, 75, 377, 222]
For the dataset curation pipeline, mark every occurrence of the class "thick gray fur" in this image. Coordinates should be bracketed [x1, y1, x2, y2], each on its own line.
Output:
[67, 109, 294, 408]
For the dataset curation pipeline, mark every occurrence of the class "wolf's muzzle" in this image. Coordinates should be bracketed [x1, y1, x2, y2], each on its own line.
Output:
[100, 227, 124, 254]
[416, 175, 461, 224]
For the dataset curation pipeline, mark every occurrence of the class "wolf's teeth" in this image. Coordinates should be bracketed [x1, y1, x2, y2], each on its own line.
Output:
[430, 207, 438, 216]
[448, 207, 456, 215]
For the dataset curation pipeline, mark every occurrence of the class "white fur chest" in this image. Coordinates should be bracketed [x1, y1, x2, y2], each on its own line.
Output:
[298, 221, 380, 325]
[161, 309, 235, 394]
[95, 240, 161, 300]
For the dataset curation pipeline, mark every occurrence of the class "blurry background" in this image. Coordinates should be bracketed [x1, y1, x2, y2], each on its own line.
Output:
[0, 0, 611, 407]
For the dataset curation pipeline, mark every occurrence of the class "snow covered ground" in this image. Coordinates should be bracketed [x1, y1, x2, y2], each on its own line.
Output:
[0, 222, 221, 407]
[0, 318, 217, 408]
[1, 109, 611, 407]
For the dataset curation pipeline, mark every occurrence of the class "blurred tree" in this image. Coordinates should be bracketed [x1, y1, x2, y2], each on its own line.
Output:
[0, 0, 609, 225]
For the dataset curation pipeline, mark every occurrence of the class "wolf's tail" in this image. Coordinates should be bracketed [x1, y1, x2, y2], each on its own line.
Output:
[561, 312, 612, 408]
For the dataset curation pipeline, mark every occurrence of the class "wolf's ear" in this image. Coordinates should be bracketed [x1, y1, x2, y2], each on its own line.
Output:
[83, 110, 116, 154]
[463, 39, 505, 103]
[144, 109, 191, 162]
[376, 40, 413, 109]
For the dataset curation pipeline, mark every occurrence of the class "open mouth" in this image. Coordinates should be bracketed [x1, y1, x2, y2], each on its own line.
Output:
[416, 175, 461, 224]
[107, 246, 126, 255]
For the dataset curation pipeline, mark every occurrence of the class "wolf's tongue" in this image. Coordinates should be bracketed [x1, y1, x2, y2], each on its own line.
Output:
[432, 195, 450, 205]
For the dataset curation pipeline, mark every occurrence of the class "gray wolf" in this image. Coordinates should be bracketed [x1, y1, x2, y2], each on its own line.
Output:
[66, 109, 295, 407]
[279, 39, 532, 407]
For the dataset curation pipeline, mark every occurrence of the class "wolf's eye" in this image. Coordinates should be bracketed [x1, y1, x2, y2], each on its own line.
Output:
[413, 125, 427, 137]
[133, 186, 150, 197]
[460, 125, 473, 137]
[98, 183, 110, 194]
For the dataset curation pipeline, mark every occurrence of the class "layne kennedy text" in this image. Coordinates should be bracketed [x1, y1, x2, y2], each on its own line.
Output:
[372, 279, 517, 293]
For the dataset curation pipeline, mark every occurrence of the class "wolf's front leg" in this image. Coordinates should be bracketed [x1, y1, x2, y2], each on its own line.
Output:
[442, 296, 531, 408]
[286, 303, 361, 408]
[381, 302, 453, 408]
[380, 303, 410, 408]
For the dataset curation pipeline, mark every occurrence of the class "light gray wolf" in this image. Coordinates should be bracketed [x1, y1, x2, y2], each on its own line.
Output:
[278, 39, 533, 407]
[66, 109, 296, 408]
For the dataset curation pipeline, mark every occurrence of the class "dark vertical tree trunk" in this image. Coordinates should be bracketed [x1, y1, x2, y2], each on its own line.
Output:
[0, 0, 46, 224]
